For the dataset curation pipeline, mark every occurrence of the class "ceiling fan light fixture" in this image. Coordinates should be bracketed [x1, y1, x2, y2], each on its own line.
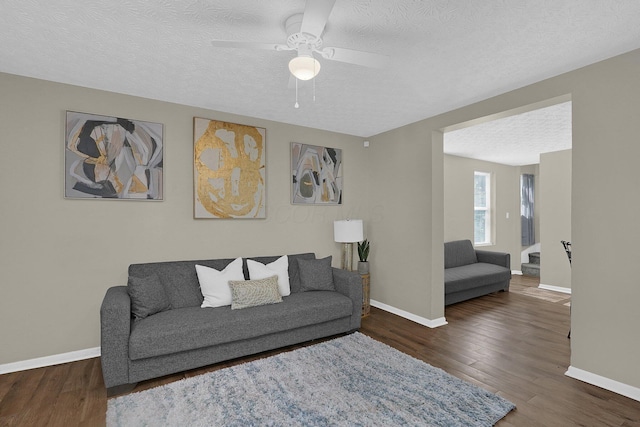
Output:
[288, 54, 321, 80]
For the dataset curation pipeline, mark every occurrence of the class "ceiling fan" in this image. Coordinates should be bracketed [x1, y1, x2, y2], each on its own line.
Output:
[210, 0, 389, 83]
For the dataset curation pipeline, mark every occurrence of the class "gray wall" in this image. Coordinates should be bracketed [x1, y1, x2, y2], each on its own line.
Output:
[366, 123, 445, 320]
[0, 72, 369, 364]
[368, 49, 640, 390]
[539, 149, 572, 289]
[2, 46, 640, 393]
[443, 154, 521, 269]
[569, 53, 640, 386]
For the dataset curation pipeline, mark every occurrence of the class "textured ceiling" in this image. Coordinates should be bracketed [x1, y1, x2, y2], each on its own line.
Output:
[1, 1, 639, 144]
[444, 101, 572, 166]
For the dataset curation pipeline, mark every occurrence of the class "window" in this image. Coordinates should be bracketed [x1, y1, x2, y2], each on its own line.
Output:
[474, 171, 492, 245]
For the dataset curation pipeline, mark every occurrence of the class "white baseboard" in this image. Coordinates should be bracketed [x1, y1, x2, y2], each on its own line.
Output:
[512, 270, 523, 275]
[0, 347, 101, 375]
[539, 284, 572, 294]
[566, 366, 640, 402]
[370, 299, 448, 328]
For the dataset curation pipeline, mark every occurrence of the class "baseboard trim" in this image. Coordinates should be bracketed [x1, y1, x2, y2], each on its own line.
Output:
[0, 347, 101, 375]
[370, 299, 448, 328]
[512, 270, 523, 275]
[539, 284, 572, 294]
[565, 366, 640, 402]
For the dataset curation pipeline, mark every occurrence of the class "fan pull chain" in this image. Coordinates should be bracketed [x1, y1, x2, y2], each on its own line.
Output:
[294, 78, 299, 109]
[313, 60, 316, 102]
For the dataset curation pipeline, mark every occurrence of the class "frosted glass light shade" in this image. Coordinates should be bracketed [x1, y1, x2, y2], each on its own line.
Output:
[334, 219, 364, 243]
[289, 55, 321, 80]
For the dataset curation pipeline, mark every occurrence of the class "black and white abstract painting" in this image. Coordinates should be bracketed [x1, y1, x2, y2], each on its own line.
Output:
[291, 142, 342, 205]
[64, 111, 163, 200]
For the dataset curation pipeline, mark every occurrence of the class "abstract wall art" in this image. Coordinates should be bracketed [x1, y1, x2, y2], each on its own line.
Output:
[291, 142, 343, 205]
[194, 118, 266, 219]
[65, 111, 163, 200]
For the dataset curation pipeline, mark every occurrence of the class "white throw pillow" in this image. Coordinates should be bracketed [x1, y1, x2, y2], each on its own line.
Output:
[196, 258, 244, 308]
[247, 255, 290, 296]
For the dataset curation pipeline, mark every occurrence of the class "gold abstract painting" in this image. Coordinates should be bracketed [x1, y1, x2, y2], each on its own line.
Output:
[194, 118, 266, 219]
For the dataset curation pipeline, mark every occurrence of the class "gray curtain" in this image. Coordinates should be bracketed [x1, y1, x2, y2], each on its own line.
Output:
[521, 174, 535, 246]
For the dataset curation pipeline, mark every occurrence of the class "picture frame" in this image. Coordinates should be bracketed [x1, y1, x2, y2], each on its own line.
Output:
[64, 111, 164, 200]
[193, 118, 266, 219]
[291, 142, 343, 205]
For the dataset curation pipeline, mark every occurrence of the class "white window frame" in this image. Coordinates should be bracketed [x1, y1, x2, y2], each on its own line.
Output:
[474, 171, 492, 246]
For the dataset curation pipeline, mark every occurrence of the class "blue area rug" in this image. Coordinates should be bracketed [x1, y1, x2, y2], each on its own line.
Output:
[107, 333, 515, 426]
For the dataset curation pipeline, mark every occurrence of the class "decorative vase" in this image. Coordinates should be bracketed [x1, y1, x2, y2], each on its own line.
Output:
[357, 261, 369, 275]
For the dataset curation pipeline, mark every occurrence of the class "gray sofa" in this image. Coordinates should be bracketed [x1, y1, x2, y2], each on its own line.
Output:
[444, 240, 511, 305]
[100, 253, 362, 394]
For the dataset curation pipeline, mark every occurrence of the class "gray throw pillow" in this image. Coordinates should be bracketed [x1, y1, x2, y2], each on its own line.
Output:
[228, 275, 283, 310]
[128, 274, 171, 320]
[297, 256, 334, 292]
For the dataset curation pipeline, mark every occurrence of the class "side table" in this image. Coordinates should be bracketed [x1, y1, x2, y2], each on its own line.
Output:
[360, 273, 370, 317]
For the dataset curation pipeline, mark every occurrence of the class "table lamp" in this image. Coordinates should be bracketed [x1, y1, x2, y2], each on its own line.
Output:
[334, 219, 364, 271]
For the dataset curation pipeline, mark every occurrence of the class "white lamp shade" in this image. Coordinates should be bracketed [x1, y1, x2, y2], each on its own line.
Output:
[334, 219, 364, 243]
[288, 55, 321, 81]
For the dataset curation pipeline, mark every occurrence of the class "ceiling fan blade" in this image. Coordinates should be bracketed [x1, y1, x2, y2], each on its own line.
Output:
[211, 40, 291, 52]
[319, 47, 389, 69]
[300, 0, 336, 38]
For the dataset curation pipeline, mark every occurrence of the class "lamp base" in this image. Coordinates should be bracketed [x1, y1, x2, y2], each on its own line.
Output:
[341, 242, 354, 271]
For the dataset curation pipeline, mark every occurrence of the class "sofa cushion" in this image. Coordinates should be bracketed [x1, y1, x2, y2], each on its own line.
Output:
[127, 274, 171, 320]
[246, 253, 315, 294]
[128, 291, 353, 360]
[444, 240, 478, 268]
[444, 263, 511, 294]
[298, 256, 334, 292]
[129, 258, 238, 309]
[247, 256, 290, 296]
[228, 275, 282, 310]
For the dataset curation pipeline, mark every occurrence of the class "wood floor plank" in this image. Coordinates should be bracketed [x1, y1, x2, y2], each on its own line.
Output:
[0, 366, 46, 419]
[360, 284, 640, 425]
[78, 358, 107, 424]
[1, 275, 639, 425]
[12, 363, 70, 426]
[0, 414, 19, 426]
[0, 371, 21, 404]
[46, 389, 86, 427]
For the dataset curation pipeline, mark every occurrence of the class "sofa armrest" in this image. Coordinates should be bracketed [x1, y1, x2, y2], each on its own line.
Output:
[475, 250, 511, 270]
[100, 286, 132, 389]
[332, 268, 363, 330]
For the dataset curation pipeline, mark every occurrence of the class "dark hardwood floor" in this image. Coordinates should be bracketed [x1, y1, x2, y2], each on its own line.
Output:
[1, 275, 639, 426]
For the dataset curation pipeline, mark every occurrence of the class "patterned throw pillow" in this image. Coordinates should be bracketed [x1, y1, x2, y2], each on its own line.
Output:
[228, 275, 283, 310]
